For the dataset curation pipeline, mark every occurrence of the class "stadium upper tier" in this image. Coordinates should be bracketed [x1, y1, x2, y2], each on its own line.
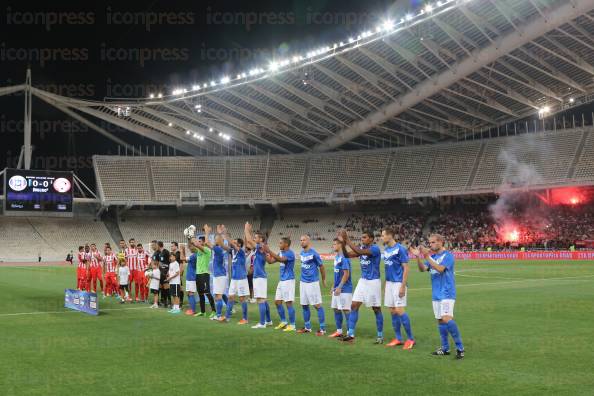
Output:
[94, 128, 593, 205]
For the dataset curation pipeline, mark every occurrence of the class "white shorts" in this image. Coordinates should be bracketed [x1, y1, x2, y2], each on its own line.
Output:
[185, 281, 197, 293]
[213, 276, 228, 295]
[432, 299, 455, 319]
[352, 278, 381, 307]
[274, 279, 295, 302]
[331, 293, 353, 310]
[229, 278, 250, 297]
[299, 281, 322, 306]
[384, 281, 407, 308]
[253, 277, 268, 299]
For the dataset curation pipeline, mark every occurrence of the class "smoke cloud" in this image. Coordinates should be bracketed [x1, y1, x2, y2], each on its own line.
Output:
[489, 135, 552, 243]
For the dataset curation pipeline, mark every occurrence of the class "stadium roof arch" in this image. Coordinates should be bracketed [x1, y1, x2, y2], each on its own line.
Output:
[2, 0, 594, 157]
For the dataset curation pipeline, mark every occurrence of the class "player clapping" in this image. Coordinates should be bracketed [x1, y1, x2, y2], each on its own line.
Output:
[296, 235, 327, 335]
[226, 237, 250, 324]
[244, 222, 272, 329]
[338, 230, 384, 344]
[410, 235, 464, 359]
[381, 228, 415, 349]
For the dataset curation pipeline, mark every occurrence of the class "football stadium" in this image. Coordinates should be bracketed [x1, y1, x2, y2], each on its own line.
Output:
[1, 0, 594, 394]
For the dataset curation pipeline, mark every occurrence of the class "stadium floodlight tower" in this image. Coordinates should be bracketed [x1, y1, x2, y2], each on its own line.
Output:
[20, 68, 33, 170]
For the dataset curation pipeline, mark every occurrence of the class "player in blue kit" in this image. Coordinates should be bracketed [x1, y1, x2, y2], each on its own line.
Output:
[381, 228, 415, 349]
[203, 225, 229, 321]
[263, 238, 297, 332]
[296, 235, 327, 336]
[411, 234, 464, 359]
[328, 238, 352, 339]
[339, 230, 384, 344]
[225, 237, 250, 324]
[244, 222, 272, 329]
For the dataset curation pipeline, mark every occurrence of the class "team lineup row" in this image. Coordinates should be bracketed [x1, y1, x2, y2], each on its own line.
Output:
[74, 223, 465, 358]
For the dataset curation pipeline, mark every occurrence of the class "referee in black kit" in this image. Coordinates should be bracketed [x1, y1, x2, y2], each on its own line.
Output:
[156, 241, 171, 308]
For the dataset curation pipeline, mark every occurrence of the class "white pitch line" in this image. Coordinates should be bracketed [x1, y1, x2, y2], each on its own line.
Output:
[408, 273, 594, 292]
[0, 306, 151, 317]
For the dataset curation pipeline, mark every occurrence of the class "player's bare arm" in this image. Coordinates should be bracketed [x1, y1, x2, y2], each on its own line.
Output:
[400, 263, 409, 298]
[262, 244, 287, 263]
[244, 222, 256, 249]
[420, 246, 446, 273]
[203, 224, 213, 248]
[409, 246, 427, 272]
[333, 268, 349, 296]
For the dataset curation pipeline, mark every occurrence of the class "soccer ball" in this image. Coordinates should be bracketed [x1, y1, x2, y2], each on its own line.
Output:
[184, 225, 196, 239]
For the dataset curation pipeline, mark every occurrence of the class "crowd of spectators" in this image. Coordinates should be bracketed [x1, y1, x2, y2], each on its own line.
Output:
[274, 203, 594, 252]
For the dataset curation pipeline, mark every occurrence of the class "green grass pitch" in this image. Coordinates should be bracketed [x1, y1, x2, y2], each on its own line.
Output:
[1, 260, 593, 395]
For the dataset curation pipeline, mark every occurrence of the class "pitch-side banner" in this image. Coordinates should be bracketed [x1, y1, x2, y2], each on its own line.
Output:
[453, 251, 594, 260]
[319, 251, 594, 261]
[64, 289, 99, 315]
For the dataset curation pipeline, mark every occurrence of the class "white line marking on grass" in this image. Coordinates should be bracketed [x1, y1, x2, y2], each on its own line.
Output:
[456, 273, 521, 280]
[0, 306, 151, 317]
[408, 274, 594, 292]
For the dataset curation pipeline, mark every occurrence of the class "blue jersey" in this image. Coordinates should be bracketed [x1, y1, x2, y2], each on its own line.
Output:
[279, 249, 295, 281]
[333, 254, 353, 293]
[359, 244, 381, 280]
[425, 250, 456, 301]
[253, 243, 267, 279]
[300, 248, 322, 283]
[186, 253, 197, 281]
[383, 243, 409, 283]
[231, 248, 247, 280]
[212, 246, 226, 277]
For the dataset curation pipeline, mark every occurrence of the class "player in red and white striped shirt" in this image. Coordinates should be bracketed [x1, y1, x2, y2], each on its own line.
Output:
[76, 246, 87, 290]
[125, 239, 141, 302]
[136, 243, 151, 302]
[103, 245, 119, 297]
[83, 245, 93, 292]
[89, 243, 105, 295]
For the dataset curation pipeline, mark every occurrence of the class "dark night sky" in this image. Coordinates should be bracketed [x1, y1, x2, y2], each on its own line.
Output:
[0, 0, 413, 184]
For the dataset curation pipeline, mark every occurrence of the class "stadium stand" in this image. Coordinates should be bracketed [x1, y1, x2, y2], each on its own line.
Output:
[573, 130, 594, 181]
[94, 157, 152, 202]
[94, 129, 592, 205]
[265, 155, 307, 199]
[0, 216, 115, 262]
[118, 213, 261, 247]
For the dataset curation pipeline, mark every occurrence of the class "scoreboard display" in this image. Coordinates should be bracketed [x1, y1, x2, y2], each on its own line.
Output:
[4, 168, 73, 214]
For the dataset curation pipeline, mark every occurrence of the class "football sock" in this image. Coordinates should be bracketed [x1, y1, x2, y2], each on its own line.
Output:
[287, 305, 296, 326]
[276, 304, 286, 322]
[391, 314, 403, 341]
[317, 307, 325, 330]
[188, 295, 196, 312]
[241, 301, 248, 320]
[226, 300, 235, 319]
[401, 313, 414, 340]
[447, 320, 464, 350]
[258, 303, 266, 325]
[215, 299, 223, 316]
[334, 311, 343, 332]
[302, 305, 311, 329]
[375, 310, 384, 337]
[347, 309, 359, 337]
[264, 301, 271, 322]
[438, 323, 450, 351]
